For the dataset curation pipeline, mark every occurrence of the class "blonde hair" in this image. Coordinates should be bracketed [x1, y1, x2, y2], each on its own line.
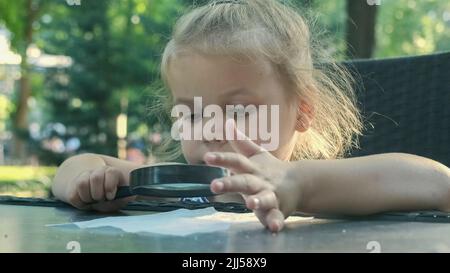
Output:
[159, 0, 363, 160]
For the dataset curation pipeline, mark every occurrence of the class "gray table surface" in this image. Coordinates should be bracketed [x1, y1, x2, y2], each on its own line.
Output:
[1, 204, 450, 253]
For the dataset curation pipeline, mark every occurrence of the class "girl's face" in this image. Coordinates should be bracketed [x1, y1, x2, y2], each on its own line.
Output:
[167, 52, 299, 163]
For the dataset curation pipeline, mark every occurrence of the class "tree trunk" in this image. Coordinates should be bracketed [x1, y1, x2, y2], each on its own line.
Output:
[11, 0, 36, 162]
[346, 0, 378, 59]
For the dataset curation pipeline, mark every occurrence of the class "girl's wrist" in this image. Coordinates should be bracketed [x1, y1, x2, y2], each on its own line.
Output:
[282, 160, 316, 213]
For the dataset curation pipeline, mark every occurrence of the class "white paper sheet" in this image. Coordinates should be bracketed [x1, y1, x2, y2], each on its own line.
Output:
[47, 208, 245, 236]
[47, 207, 310, 236]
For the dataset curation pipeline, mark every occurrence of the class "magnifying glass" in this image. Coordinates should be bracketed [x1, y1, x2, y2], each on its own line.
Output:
[114, 164, 230, 198]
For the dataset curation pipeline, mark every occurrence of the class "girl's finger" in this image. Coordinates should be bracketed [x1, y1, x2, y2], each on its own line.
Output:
[264, 208, 285, 233]
[89, 166, 107, 202]
[211, 173, 269, 195]
[103, 167, 122, 200]
[254, 209, 269, 228]
[67, 186, 91, 210]
[246, 190, 278, 211]
[204, 151, 258, 174]
[72, 197, 91, 210]
[76, 171, 94, 204]
[225, 119, 266, 157]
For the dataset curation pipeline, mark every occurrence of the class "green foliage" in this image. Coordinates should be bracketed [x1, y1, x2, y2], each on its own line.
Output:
[31, 0, 183, 164]
[375, 0, 450, 57]
[0, 0, 27, 51]
[0, 166, 56, 197]
[0, 95, 14, 132]
[290, 0, 450, 59]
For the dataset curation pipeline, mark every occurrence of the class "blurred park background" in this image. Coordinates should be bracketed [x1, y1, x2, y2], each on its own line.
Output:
[0, 0, 449, 198]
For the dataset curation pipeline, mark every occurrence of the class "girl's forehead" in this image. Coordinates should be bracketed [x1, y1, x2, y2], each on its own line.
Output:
[166, 52, 292, 106]
[170, 64, 268, 96]
[168, 52, 275, 77]
[168, 54, 278, 96]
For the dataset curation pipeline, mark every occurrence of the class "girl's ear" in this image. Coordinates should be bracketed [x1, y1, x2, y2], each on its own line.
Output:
[295, 100, 314, 133]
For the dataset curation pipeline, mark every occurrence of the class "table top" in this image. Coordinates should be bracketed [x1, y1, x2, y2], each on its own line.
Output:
[1, 204, 450, 253]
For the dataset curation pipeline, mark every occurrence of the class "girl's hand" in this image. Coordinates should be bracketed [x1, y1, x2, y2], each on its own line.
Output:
[204, 119, 305, 232]
[65, 166, 135, 212]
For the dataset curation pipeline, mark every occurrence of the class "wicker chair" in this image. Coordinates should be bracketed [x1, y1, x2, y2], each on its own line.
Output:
[344, 52, 450, 167]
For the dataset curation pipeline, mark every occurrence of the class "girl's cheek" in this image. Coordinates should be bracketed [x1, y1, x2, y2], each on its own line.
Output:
[180, 140, 200, 164]
[180, 141, 191, 162]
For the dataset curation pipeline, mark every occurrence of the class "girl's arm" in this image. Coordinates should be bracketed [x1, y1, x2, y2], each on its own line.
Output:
[205, 120, 450, 232]
[52, 153, 142, 211]
[293, 153, 450, 215]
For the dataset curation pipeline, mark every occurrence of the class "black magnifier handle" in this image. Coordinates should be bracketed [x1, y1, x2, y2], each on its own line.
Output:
[115, 186, 135, 199]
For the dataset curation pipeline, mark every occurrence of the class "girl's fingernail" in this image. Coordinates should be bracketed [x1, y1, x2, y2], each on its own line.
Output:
[106, 191, 115, 201]
[275, 220, 283, 232]
[213, 180, 224, 192]
[269, 220, 282, 233]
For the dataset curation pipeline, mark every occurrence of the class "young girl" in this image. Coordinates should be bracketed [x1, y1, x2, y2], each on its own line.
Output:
[52, 0, 450, 232]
